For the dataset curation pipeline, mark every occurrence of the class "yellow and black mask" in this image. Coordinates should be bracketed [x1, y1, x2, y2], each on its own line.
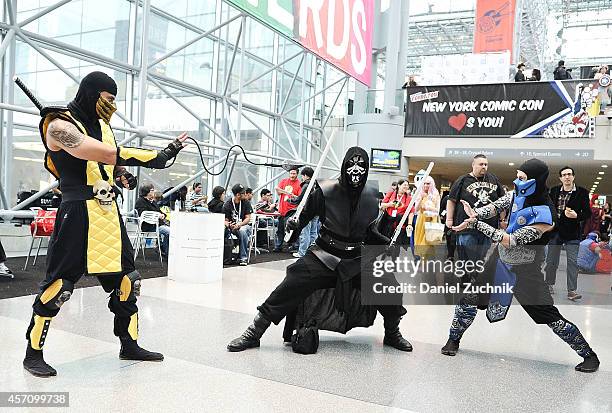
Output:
[68, 71, 118, 134]
[96, 96, 117, 124]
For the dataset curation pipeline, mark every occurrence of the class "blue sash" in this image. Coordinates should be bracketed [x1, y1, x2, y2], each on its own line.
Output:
[486, 259, 517, 322]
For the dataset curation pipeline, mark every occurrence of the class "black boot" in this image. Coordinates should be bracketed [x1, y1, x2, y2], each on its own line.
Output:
[227, 312, 271, 352]
[575, 353, 600, 373]
[548, 319, 599, 373]
[441, 338, 460, 356]
[382, 317, 413, 352]
[23, 345, 57, 377]
[119, 337, 164, 361]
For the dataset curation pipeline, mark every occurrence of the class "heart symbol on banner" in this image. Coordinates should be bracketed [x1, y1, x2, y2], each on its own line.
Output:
[448, 113, 467, 132]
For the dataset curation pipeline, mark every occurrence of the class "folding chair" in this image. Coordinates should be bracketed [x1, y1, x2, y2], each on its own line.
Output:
[247, 213, 258, 264]
[23, 208, 56, 270]
[134, 211, 163, 264]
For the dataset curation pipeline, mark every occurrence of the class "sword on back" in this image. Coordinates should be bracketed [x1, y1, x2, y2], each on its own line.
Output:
[13, 76, 44, 112]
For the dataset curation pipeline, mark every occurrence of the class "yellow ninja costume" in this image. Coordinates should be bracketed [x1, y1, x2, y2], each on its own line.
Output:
[24, 72, 179, 377]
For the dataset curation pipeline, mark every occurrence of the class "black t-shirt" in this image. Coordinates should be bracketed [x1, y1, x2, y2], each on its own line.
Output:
[448, 173, 505, 233]
[223, 199, 253, 224]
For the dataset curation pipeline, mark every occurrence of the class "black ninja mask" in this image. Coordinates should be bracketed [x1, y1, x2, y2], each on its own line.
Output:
[68, 71, 117, 137]
[339, 147, 369, 191]
[516, 158, 550, 207]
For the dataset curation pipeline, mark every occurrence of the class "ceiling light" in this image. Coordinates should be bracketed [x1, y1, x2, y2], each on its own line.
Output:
[508, 162, 514, 166]
[597, 177, 602, 180]
[602, 165, 608, 168]
[599, 171, 605, 175]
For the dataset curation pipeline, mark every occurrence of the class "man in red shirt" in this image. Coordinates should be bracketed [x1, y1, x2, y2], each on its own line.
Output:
[274, 167, 302, 252]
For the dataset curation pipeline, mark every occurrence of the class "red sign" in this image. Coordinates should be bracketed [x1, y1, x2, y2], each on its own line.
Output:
[296, 0, 374, 86]
[473, 0, 517, 59]
[226, 1, 374, 86]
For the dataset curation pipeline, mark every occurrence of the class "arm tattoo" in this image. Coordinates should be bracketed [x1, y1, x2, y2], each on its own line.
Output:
[48, 120, 85, 148]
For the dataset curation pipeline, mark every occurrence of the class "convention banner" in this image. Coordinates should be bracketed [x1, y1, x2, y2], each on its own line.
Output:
[404, 80, 600, 138]
[224, 0, 374, 86]
[473, 0, 517, 58]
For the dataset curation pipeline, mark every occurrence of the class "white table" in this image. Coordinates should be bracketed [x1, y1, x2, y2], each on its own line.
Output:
[167, 212, 224, 283]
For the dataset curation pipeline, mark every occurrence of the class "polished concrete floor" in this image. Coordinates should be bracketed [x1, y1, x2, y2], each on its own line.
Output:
[1, 255, 611, 413]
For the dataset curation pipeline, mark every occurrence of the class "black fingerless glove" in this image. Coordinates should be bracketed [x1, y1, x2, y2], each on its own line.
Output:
[116, 138, 185, 169]
[114, 167, 138, 190]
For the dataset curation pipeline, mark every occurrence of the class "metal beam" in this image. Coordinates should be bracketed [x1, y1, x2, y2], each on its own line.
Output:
[222, 17, 243, 96]
[285, 119, 341, 168]
[279, 53, 305, 114]
[150, 72, 322, 132]
[17, 31, 79, 83]
[162, 156, 227, 199]
[16, 31, 137, 128]
[4, 0, 15, 25]
[18, 0, 72, 28]
[252, 169, 286, 194]
[322, 77, 348, 129]
[148, 76, 233, 147]
[279, 118, 300, 159]
[228, 51, 303, 96]
[284, 75, 346, 114]
[0, 28, 15, 60]
[226, 99, 295, 159]
[15, 26, 139, 73]
[147, 13, 242, 69]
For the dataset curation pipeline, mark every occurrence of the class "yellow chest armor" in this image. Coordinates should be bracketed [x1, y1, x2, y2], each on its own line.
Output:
[69, 115, 123, 275]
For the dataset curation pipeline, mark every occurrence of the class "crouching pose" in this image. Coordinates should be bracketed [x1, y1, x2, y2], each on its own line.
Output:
[23, 71, 187, 377]
[441, 159, 599, 373]
[227, 147, 412, 353]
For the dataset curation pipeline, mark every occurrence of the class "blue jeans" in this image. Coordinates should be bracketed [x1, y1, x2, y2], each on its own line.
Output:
[298, 216, 320, 257]
[456, 232, 492, 279]
[236, 225, 252, 260]
[159, 225, 170, 256]
[544, 233, 579, 292]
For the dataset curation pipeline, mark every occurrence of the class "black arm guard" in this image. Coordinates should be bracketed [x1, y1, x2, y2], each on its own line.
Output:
[116, 139, 184, 169]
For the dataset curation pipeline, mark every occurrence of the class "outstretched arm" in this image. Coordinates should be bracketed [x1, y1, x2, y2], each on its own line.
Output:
[46, 118, 188, 169]
[116, 132, 188, 169]
[46, 118, 117, 164]
[469, 220, 553, 248]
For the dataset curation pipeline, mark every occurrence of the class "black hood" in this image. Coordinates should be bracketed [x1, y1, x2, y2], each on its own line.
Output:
[517, 158, 549, 207]
[339, 146, 369, 194]
[67, 71, 117, 137]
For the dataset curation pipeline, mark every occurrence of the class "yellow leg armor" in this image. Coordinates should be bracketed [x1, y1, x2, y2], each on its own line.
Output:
[128, 313, 139, 340]
[29, 315, 52, 350]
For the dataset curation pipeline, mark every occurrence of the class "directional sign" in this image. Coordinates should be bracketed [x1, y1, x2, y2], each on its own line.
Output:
[445, 148, 594, 159]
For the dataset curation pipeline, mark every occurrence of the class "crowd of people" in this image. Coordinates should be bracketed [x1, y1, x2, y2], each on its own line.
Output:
[129, 165, 321, 266]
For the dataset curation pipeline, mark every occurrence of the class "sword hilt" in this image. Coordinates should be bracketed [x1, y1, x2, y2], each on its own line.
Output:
[13, 76, 44, 112]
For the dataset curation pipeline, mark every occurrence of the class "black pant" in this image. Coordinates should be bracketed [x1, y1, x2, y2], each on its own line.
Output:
[258, 252, 406, 325]
[32, 271, 138, 339]
[468, 257, 563, 324]
[0, 240, 6, 262]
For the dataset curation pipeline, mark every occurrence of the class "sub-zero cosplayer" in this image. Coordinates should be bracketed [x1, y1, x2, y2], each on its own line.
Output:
[23, 72, 187, 377]
[441, 159, 599, 373]
[227, 147, 412, 353]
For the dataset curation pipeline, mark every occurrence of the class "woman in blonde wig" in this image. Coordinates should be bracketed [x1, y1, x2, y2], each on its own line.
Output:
[413, 176, 441, 259]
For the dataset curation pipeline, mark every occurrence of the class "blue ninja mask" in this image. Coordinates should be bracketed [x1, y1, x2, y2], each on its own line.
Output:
[513, 177, 536, 198]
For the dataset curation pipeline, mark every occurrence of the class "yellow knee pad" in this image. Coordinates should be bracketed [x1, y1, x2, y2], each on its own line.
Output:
[118, 271, 141, 302]
[39, 279, 74, 310]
